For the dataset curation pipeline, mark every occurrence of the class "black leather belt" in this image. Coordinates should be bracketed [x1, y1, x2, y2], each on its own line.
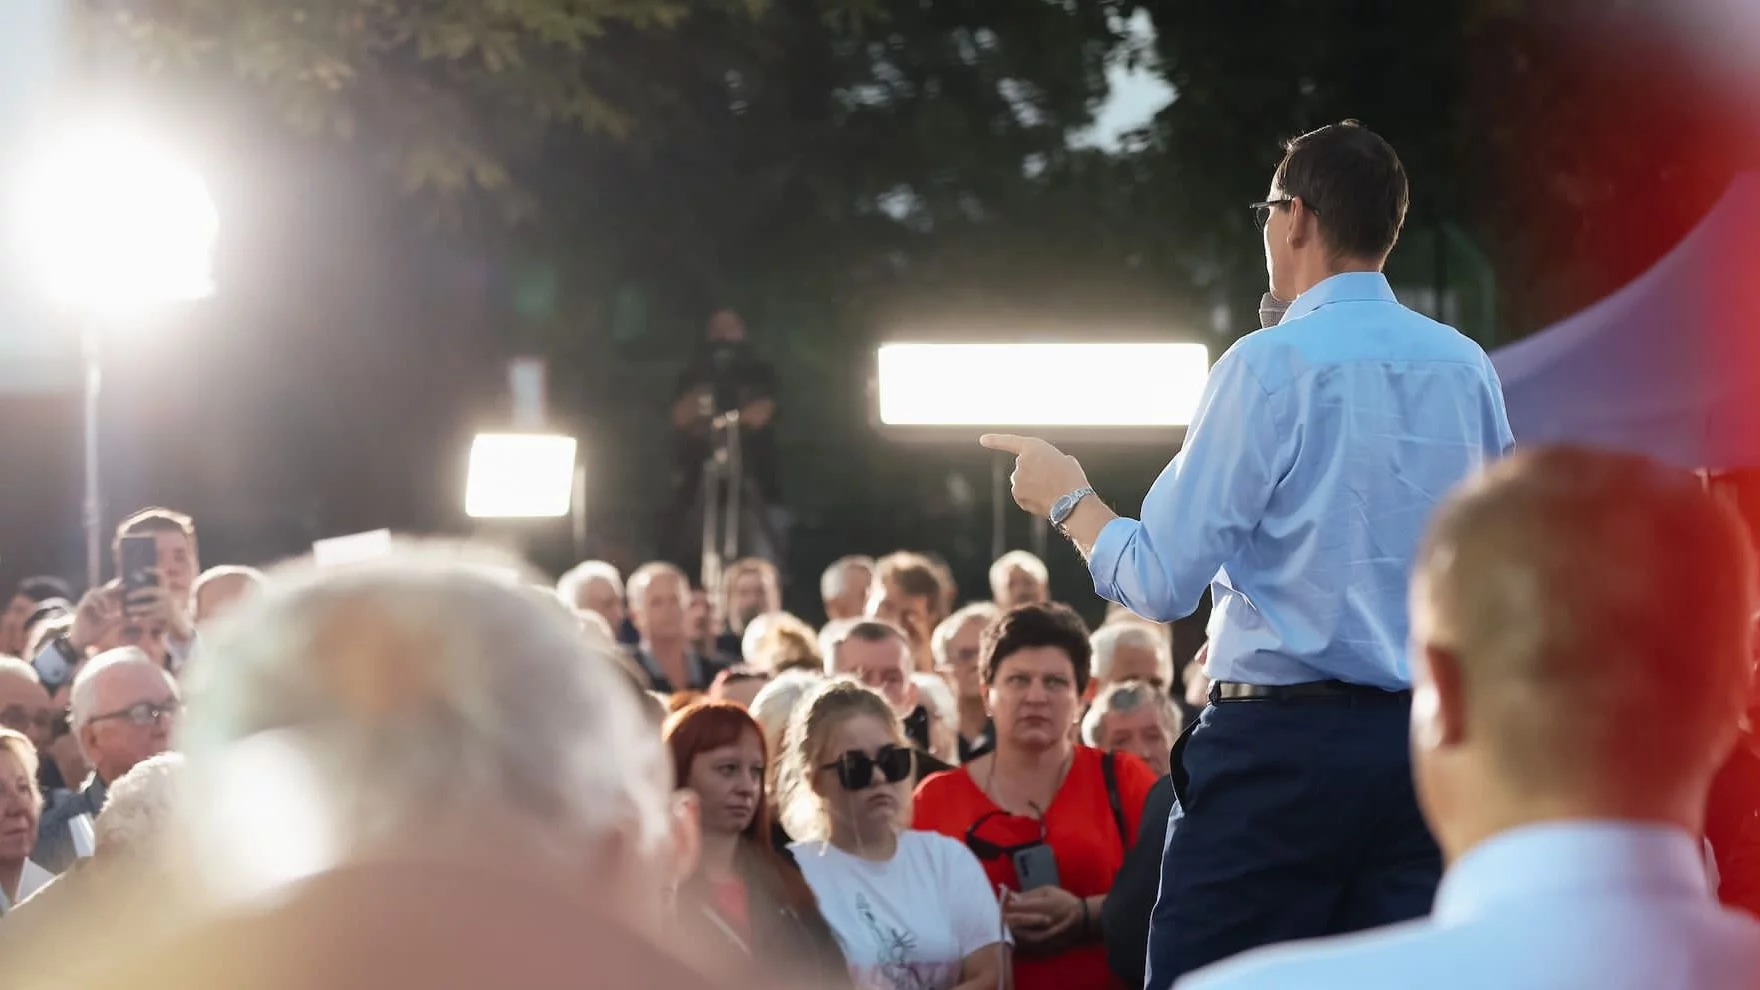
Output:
[1209, 680, 1411, 703]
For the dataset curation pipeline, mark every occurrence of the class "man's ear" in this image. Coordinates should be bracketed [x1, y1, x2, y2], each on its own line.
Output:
[1413, 641, 1468, 752]
[1288, 196, 1320, 251]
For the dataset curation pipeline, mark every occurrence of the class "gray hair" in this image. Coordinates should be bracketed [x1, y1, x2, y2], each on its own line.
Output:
[1090, 622, 1173, 686]
[95, 752, 185, 861]
[749, 669, 822, 761]
[556, 560, 624, 603]
[179, 543, 670, 889]
[931, 602, 1001, 667]
[69, 647, 164, 733]
[742, 610, 805, 666]
[626, 561, 687, 606]
[988, 550, 1048, 592]
[1081, 679, 1181, 746]
[911, 672, 960, 735]
[819, 555, 875, 604]
[0, 654, 41, 687]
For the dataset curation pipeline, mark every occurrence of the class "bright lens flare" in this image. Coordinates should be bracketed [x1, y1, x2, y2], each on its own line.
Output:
[465, 433, 577, 518]
[14, 121, 218, 312]
[876, 342, 1210, 426]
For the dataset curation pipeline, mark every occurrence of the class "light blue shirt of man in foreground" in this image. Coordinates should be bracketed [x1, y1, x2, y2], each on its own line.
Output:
[1088, 271, 1513, 690]
[1178, 447, 1760, 990]
[1179, 823, 1760, 990]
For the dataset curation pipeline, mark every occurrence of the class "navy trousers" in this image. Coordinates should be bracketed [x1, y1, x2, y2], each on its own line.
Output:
[1143, 692, 1441, 989]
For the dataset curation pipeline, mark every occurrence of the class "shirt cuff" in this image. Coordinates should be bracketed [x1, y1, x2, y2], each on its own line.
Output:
[1087, 516, 1140, 602]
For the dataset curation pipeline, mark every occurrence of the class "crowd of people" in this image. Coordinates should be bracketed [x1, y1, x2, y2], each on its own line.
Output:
[2, 119, 1760, 990]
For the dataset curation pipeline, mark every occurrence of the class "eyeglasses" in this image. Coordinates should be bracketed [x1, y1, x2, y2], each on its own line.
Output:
[88, 700, 181, 728]
[0, 705, 57, 735]
[820, 744, 914, 791]
[1249, 197, 1319, 231]
[964, 808, 1049, 861]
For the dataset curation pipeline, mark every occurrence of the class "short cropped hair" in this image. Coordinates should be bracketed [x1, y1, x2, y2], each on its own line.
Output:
[874, 552, 947, 620]
[1081, 679, 1181, 746]
[556, 561, 624, 604]
[69, 648, 163, 734]
[931, 603, 1001, 667]
[1090, 622, 1173, 686]
[989, 551, 1047, 593]
[820, 555, 875, 604]
[114, 506, 197, 555]
[1274, 120, 1409, 261]
[980, 603, 1094, 694]
[1416, 447, 1756, 796]
[626, 561, 688, 605]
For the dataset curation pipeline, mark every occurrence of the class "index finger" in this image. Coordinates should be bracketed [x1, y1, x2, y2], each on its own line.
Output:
[979, 433, 1035, 454]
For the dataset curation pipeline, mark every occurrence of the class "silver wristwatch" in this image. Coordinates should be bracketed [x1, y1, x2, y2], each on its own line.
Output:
[1049, 486, 1096, 530]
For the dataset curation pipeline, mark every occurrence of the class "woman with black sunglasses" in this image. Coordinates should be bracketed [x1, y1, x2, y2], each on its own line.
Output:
[914, 603, 1157, 990]
[777, 680, 1006, 990]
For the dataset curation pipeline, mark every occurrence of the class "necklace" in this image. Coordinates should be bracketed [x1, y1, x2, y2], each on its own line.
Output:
[982, 744, 1074, 818]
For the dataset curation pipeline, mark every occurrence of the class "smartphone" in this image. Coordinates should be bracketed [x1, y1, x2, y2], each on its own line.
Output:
[119, 535, 159, 596]
[32, 638, 75, 694]
[1013, 843, 1060, 892]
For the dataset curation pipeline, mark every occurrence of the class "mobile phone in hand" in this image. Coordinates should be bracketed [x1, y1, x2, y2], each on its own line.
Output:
[119, 534, 159, 604]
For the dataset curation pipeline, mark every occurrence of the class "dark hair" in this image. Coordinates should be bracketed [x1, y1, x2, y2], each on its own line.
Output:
[875, 552, 948, 621]
[1274, 120, 1409, 261]
[15, 576, 72, 605]
[980, 603, 1094, 694]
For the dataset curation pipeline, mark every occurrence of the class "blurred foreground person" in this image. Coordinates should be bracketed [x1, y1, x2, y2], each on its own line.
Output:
[10, 545, 752, 990]
[1, 752, 185, 944]
[189, 566, 263, 628]
[664, 702, 848, 986]
[1181, 448, 1760, 989]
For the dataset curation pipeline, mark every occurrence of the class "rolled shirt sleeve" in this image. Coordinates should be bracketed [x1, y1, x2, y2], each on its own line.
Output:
[1088, 347, 1290, 622]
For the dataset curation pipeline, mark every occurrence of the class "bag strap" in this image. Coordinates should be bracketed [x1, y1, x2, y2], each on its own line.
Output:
[1101, 751, 1129, 845]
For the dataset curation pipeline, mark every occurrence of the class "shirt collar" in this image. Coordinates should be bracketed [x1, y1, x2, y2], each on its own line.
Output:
[1433, 821, 1709, 925]
[1280, 271, 1398, 324]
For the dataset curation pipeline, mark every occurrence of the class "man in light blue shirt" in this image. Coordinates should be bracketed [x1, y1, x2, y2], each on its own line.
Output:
[1177, 447, 1760, 989]
[982, 121, 1512, 986]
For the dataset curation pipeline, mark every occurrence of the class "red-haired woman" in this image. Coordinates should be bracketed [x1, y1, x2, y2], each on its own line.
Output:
[664, 701, 849, 987]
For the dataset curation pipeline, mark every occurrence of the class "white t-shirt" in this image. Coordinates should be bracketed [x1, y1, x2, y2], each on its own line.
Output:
[791, 830, 1004, 990]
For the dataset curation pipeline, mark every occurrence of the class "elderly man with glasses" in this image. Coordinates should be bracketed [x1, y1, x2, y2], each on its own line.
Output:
[32, 648, 178, 874]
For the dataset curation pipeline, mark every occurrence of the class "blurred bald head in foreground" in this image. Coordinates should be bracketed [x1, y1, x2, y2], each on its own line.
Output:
[16, 543, 725, 990]
[1410, 447, 1756, 856]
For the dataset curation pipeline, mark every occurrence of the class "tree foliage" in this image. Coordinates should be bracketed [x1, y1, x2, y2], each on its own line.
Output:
[79, 0, 773, 218]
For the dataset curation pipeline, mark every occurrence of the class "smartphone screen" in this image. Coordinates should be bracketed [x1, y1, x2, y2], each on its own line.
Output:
[119, 535, 159, 596]
[32, 638, 73, 694]
[1012, 843, 1060, 892]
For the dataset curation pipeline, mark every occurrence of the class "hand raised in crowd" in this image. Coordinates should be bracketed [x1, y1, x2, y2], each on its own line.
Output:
[124, 568, 195, 641]
[69, 581, 126, 653]
[1002, 884, 1087, 954]
[979, 434, 1092, 519]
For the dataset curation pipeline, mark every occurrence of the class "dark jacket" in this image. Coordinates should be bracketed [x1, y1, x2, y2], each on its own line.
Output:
[33, 775, 109, 875]
[1104, 775, 1177, 987]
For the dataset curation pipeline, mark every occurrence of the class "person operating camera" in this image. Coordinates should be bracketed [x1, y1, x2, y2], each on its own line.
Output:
[668, 310, 782, 565]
